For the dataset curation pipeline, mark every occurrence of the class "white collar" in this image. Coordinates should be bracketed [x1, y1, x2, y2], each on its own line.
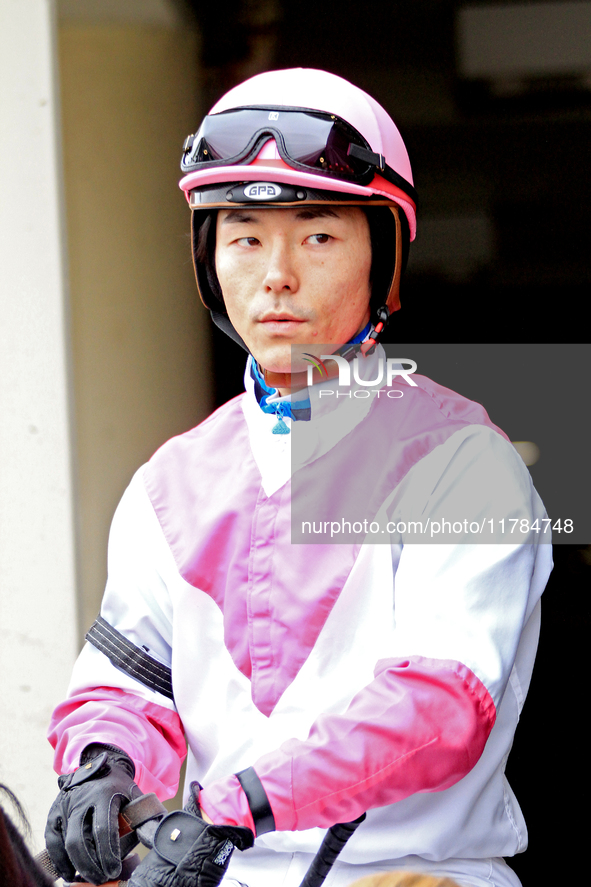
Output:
[241, 346, 387, 495]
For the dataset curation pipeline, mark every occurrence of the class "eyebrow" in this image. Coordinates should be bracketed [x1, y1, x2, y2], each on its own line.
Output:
[220, 207, 341, 224]
[294, 207, 339, 220]
[220, 210, 259, 225]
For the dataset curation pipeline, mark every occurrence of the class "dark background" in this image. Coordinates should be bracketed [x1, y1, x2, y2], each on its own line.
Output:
[186, 1, 590, 880]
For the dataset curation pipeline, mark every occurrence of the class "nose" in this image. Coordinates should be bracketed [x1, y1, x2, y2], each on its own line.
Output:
[262, 239, 298, 295]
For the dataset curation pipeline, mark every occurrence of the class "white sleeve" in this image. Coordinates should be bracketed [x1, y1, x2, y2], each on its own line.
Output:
[386, 425, 551, 704]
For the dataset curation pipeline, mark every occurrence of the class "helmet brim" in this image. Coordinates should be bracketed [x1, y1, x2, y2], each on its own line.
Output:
[180, 162, 416, 240]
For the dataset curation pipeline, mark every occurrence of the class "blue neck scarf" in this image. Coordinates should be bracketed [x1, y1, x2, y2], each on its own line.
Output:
[251, 322, 372, 434]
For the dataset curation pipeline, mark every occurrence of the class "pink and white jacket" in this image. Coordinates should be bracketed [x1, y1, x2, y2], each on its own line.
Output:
[48, 349, 551, 869]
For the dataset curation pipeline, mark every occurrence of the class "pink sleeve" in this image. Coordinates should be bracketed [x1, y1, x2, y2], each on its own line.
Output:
[47, 687, 187, 801]
[199, 656, 495, 831]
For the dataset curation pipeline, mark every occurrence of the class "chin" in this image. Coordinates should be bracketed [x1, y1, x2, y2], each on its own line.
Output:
[250, 346, 292, 376]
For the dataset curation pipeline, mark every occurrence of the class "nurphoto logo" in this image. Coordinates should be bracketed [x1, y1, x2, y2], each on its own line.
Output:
[303, 353, 418, 389]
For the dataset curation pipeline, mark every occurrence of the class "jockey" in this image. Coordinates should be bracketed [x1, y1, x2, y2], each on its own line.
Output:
[45, 68, 551, 887]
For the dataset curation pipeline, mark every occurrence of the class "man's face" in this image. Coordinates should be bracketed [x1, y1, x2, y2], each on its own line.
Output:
[215, 206, 372, 374]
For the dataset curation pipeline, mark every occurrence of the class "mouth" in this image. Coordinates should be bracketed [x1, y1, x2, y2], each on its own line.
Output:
[258, 313, 307, 334]
[260, 312, 305, 323]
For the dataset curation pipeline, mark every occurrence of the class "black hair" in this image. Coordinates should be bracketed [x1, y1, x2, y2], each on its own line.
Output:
[195, 210, 224, 303]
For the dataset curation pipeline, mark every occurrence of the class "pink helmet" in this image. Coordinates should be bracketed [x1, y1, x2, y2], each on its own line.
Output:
[180, 68, 417, 341]
[180, 68, 416, 238]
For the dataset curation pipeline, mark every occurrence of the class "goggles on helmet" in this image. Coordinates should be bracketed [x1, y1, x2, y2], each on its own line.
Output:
[181, 106, 417, 207]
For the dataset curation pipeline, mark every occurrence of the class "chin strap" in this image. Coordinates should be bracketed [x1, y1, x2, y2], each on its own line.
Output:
[262, 316, 385, 393]
[360, 305, 390, 356]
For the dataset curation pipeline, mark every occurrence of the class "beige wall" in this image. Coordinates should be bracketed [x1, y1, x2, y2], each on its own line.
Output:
[59, 22, 212, 634]
[0, 0, 79, 848]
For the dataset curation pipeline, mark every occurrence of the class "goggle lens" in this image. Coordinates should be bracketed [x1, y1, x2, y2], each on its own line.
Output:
[186, 108, 374, 183]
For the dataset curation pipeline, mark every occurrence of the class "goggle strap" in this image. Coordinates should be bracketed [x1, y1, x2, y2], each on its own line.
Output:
[348, 142, 385, 170]
[348, 143, 417, 206]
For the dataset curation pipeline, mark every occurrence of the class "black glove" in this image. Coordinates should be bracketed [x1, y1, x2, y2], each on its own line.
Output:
[45, 742, 142, 884]
[128, 782, 254, 887]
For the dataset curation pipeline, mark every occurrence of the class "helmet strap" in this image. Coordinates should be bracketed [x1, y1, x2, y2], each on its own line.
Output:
[360, 305, 390, 356]
[361, 204, 402, 355]
[210, 309, 249, 351]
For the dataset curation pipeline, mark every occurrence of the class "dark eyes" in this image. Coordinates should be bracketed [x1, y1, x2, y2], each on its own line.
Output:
[234, 233, 332, 247]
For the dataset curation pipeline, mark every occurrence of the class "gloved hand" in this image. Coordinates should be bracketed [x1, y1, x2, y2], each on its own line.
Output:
[128, 782, 254, 887]
[45, 742, 142, 884]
